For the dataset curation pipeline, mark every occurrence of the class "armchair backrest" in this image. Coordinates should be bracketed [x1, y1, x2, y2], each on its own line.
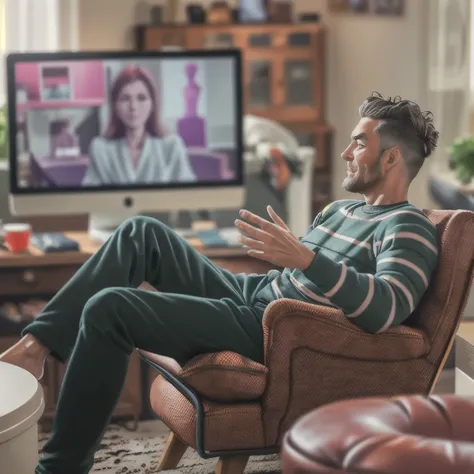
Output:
[407, 210, 474, 368]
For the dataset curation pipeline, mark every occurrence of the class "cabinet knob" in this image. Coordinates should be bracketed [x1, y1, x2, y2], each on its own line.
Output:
[274, 35, 285, 47]
[22, 270, 37, 284]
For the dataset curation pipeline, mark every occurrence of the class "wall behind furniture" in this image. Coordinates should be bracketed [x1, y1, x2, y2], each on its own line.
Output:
[304, 0, 431, 209]
[0, 0, 435, 217]
[73, 0, 432, 208]
[1, 1, 435, 218]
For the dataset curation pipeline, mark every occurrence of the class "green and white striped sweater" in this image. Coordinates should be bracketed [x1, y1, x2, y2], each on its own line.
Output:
[256, 200, 439, 333]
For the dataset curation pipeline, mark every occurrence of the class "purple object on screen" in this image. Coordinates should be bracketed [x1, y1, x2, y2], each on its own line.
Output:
[30, 150, 234, 186]
[177, 63, 207, 148]
[30, 155, 88, 187]
[188, 148, 234, 181]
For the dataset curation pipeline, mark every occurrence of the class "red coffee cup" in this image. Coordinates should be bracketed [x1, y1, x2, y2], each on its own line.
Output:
[3, 223, 32, 252]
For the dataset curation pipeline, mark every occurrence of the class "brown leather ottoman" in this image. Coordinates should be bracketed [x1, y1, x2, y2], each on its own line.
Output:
[281, 394, 474, 474]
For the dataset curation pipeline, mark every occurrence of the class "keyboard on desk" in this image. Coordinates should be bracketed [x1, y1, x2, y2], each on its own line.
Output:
[90, 226, 243, 249]
[177, 227, 242, 248]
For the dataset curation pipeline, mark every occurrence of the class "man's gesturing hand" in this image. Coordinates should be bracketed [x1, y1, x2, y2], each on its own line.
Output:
[235, 205, 315, 270]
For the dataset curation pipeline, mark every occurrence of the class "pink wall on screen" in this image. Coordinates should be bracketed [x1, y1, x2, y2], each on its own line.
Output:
[15, 63, 41, 100]
[15, 61, 106, 102]
[72, 61, 105, 99]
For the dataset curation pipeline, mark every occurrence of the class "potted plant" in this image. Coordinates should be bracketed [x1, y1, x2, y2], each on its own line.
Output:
[449, 136, 474, 184]
[0, 104, 8, 161]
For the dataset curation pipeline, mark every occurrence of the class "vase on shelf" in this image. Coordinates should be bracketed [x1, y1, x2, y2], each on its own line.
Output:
[150, 5, 163, 25]
[134, 0, 152, 24]
[165, 0, 179, 23]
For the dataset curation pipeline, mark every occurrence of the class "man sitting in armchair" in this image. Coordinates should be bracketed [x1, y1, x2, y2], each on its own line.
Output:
[0, 92, 440, 474]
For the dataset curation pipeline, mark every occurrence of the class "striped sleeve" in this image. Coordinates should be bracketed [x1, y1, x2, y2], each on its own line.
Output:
[301, 213, 439, 333]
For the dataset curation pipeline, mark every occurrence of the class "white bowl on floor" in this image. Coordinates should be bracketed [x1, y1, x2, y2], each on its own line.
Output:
[0, 361, 45, 474]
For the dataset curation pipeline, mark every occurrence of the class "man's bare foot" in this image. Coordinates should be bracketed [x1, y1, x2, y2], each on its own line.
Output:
[0, 334, 49, 380]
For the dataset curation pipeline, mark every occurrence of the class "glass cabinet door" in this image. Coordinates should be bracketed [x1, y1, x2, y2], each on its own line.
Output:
[247, 60, 272, 108]
[161, 29, 186, 48]
[284, 59, 314, 106]
[203, 32, 234, 49]
[276, 51, 322, 122]
[185, 30, 237, 50]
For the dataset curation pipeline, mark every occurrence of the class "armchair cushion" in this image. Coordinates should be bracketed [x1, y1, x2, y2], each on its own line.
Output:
[139, 350, 267, 402]
[179, 352, 268, 402]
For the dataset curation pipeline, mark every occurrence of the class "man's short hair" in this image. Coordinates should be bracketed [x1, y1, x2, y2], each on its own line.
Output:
[359, 92, 439, 182]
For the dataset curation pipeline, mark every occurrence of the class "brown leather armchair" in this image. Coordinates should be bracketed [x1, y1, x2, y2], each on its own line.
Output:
[139, 210, 474, 474]
[281, 394, 474, 474]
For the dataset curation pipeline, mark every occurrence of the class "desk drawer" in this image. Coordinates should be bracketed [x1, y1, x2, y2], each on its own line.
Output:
[0, 265, 80, 296]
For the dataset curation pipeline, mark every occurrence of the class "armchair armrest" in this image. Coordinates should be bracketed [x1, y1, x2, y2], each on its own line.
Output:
[262, 299, 429, 363]
[260, 299, 430, 445]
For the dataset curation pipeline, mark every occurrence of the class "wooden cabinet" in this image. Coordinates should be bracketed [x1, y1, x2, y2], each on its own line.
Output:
[135, 23, 333, 215]
[0, 265, 78, 296]
[244, 49, 322, 122]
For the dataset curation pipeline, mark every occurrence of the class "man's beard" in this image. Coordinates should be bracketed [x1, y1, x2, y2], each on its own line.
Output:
[342, 160, 384, 193]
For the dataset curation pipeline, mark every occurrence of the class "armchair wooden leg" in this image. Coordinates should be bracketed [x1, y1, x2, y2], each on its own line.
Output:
[157, 432, 188, 471]
[216, 455, 249, 474]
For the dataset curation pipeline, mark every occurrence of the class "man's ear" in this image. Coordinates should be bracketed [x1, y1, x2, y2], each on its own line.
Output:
[385, 147, 402, 166]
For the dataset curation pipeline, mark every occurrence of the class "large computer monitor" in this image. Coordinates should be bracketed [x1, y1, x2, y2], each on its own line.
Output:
[6, 49, 245, 238]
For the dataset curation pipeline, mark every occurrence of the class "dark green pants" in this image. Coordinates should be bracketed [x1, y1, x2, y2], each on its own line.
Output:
[24, 216, 270, 474]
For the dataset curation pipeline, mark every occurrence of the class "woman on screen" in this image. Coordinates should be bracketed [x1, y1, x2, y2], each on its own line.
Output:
[82, 66, 196, 186]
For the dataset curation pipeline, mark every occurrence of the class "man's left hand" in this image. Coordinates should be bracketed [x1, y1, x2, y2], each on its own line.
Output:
[235, 206, 315, 269]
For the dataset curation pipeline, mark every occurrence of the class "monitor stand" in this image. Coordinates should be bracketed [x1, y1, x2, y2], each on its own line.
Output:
[87, 211, 241, 246]
[88, 212, 137, 243]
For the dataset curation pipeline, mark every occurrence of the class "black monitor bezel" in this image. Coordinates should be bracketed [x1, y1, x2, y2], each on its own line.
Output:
[7, 49, 244, 195]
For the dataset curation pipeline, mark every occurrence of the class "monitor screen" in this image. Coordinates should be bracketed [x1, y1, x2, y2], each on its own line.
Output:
[7, 50, 243, 194]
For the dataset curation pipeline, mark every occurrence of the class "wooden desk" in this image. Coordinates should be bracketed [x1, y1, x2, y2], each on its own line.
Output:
[0, 232, 272, 427]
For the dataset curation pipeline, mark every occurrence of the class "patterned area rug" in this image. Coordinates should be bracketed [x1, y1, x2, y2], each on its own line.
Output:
[39, 421, 281, 474]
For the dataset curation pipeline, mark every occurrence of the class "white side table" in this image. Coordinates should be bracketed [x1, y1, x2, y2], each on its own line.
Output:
[0, 361, 45, 474]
